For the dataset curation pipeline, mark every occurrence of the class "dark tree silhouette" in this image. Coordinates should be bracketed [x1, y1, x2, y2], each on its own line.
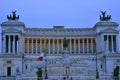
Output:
[113, 66, 119, 80]
[36, 68, 43, 80]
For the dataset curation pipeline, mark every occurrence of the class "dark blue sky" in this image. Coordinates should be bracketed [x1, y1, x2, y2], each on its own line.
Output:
[0, 0, 120, 52]
[0, 0, 120, 27]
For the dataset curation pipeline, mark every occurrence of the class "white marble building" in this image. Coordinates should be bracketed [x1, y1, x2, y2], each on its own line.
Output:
[0, 11, 120, 80]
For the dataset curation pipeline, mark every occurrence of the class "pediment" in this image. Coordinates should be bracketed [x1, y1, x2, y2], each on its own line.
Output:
[101, 28, 119, 33]
[3, 28, 21, 33]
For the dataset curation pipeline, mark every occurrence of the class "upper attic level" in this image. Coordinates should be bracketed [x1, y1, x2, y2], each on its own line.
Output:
[1, 11, 25, 34]
[94, 11, 119, 34]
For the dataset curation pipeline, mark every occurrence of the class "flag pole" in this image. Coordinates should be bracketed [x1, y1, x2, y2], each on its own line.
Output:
[44, 50, 48, 79]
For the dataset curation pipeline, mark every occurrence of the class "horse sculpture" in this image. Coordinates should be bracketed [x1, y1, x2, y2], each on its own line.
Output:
[99, 11, 111, 21]
[7, 10, 19, 20]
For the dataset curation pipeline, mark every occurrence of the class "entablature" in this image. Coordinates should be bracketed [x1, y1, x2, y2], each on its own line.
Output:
[24, 28, 96, 36]
[2, 28, 22, 33]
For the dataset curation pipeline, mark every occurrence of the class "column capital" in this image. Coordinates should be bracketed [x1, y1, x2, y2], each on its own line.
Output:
[47, 38, 51, 40]
[60, 37, 64, 40]
[68, 37, 72, 39]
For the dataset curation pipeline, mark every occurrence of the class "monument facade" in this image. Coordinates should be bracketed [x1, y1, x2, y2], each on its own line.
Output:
[0, 11, 120, 80]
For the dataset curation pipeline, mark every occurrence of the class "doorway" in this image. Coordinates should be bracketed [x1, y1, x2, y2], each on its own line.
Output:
[7, 67, 11, 76]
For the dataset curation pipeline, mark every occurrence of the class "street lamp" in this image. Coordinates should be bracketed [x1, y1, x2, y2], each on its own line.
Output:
[96, 52, 99, 79]
[45, 57, 48, 79]
[22, 54, 25, 74]
[103, 54, 106, 73]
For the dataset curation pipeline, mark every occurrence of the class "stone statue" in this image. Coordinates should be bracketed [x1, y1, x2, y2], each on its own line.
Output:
[99, 11, 111, 21]
[63, 38, 68, 48]
[7, 10, 19, 20]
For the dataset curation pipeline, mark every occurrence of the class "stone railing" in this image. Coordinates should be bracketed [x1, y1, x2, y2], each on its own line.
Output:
[0, 76, 16, 80]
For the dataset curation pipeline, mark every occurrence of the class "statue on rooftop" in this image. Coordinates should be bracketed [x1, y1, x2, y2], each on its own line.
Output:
[7, 10, 19, 20]
[99, 11, 111, 21]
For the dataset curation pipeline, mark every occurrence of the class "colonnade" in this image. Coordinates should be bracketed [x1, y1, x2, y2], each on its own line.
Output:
[104, 35, 116, 53]
[24, 38, 96, 54]
[3, 35, 19, 53]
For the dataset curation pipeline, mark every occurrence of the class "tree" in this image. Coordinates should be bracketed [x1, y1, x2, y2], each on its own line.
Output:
[36, 68, 42, 80]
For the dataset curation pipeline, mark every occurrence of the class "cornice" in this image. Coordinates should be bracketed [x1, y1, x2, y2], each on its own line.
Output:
[24, 28, 96, 37]
[0, 54, 22, 58]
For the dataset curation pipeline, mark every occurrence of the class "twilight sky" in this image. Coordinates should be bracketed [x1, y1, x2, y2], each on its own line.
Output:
[0, 0, 120, 52]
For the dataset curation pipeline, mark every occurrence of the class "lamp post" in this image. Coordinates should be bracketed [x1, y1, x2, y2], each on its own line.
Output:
[22, 54, 25, 74]
[45, 57, 48, 79]
[103, 54, 106, 73]
[96, 52, 99, 79]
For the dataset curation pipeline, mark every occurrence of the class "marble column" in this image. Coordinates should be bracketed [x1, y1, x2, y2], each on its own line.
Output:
[36, 39, 38, 54]
[3, 35, 6, 53]
[48, 39, 50, 54]
[44, 39, 46, 50]
[61, 39, 63, 53]
[115, 35, 118, 52]
[31, 38, 33, 54]
[74, 38, 76, 54]
[106, 35, 109, 53]
[69, 38, 72, 54]
[27, 38, 29, 54]
[52, 39, 55, 54]
[15, 36, 16, 53]
[13, 35, 15, 53]
[78, 38, 80, 54]
[87, 38, 89, 53]
[91, 38, 93, 53]
[17, 35, 19, 53]
[57, 39, 59, 54]
[8, 35, 11, 53]
[111, 35, 114, 53]
[17, 35, 20, 54]
[40, 39, 42, 52]
[82, 38, 84, 53]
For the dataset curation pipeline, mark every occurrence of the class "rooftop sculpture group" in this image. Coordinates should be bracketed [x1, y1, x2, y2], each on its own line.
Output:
[99, 11, 111, 21]
[7, 10, 19, 20]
